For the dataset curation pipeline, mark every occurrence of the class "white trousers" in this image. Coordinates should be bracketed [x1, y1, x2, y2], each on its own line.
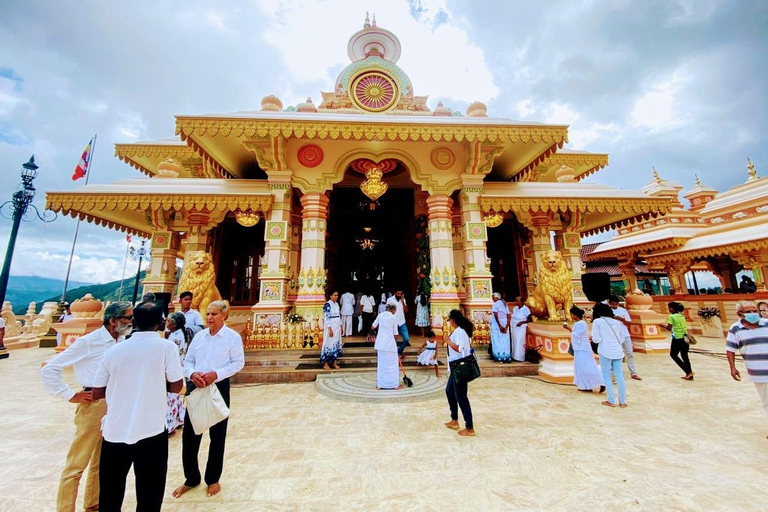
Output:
[755, 382, 768, 419]
[622, 337, 637, 376]
[342, 315, 353, 337]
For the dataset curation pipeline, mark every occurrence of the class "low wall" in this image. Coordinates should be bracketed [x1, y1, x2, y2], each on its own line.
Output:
[650, 292, 768, 336]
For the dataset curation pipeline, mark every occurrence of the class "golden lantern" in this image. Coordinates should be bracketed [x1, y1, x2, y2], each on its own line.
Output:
[360, 167, 388, 201]
[235, 209, 260, 227]
[483, 209, 503, 228]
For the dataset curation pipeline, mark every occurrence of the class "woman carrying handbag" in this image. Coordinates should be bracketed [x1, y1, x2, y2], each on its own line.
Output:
[443, 309, 476, 437]
[591, 303, 630, 408]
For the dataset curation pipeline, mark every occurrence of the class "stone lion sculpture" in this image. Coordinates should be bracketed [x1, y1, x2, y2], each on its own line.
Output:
[178, 251, 222, 321]
[526, 250, 574, 321]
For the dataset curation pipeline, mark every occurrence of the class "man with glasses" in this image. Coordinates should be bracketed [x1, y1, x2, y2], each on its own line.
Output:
[727, 301, 768, 431]
[40, 302, 134, 512]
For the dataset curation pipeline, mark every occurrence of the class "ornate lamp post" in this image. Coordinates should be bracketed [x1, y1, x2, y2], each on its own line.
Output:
[0, 156, 57, 358]
[128, 240, 150, 304]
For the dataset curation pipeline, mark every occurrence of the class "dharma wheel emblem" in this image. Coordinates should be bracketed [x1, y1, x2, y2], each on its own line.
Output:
[351, 71, 398, 112]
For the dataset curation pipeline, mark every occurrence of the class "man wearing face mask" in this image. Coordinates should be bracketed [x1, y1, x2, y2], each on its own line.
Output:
[726, 301, 768, 427]
[40, 301, 134, 512]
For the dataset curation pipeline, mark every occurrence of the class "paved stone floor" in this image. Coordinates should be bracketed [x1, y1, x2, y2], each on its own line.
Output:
[1, 337, 767, 512]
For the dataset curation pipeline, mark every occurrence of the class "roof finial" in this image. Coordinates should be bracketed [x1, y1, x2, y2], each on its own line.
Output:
[694, 174, 701, 186]
[652, 166, 662, 184]
[364, 12, 370, 29]
[747, 157, 758, 181]
[372, 13, 377, 27]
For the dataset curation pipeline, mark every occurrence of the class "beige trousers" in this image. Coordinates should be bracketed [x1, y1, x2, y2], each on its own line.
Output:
[57, 399, 107, 512]
[755, 382, 768, 419]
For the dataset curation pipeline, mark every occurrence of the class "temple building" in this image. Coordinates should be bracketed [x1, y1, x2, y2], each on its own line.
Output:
[45, 17, 674, 352]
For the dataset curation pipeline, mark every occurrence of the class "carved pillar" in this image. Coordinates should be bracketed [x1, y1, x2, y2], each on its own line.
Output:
[253, 175, 293, 320]
[142, 231, 180, 296]
[529, 211, 554, 278]
[711, 257, 739, 291]
[664, 263, 689, 295]
[427, 194, 460, 330]
[452, 212, 465, 298]
[735, 254, 768, 292]
[288, 210, 302, 301]
[294, 192, 330, 319]
[555, 229, 587, 303]
[617, 259, 638, 294]
[458, 176, 493, 321]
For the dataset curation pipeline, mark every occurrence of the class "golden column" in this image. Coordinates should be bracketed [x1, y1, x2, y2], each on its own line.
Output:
[253, 173, 293, 321]
[427, 194, 460, 330]
[142, 231, 180, 296]
[617, 259, 639, 294]
[458, 175, 493, 321]
[294, 192, 330, 319]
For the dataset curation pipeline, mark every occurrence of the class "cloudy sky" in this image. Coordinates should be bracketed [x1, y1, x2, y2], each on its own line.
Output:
[0, 0, 766, 285]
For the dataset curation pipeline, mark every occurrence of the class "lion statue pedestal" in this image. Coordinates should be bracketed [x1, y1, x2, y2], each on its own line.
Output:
[625, 289, 669, 353]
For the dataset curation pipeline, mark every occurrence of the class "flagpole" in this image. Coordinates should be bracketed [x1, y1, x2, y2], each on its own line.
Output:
[60, 133, 97, 303]
[117, 238, 130, 301]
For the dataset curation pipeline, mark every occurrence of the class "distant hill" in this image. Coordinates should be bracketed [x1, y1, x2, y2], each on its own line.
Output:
[6, 276, 91, 314]
[38, 271, 150, 309]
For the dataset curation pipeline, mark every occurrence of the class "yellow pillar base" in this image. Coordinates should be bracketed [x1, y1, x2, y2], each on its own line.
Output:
[627, 309, 670, 353]
[527, 321, 573, 384]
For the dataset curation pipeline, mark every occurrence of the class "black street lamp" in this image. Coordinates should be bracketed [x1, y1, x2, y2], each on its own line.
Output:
[0, 156, 57, 359]
[129, 240, 150, 304]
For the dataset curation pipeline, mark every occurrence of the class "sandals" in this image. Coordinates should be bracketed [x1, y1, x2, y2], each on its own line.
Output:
[601, 401, 616, 408]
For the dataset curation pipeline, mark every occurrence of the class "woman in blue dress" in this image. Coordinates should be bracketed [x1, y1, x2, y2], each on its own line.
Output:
[321, 291, 342, 370]
[490, 293, 512, 362]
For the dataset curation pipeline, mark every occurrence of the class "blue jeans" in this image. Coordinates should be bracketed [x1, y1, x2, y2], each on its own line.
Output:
[397, 324, 410, 354]
[599, 355, 626, 405]
[446, 372, 473, 429]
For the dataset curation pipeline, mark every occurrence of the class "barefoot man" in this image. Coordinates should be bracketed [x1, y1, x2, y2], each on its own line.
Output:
[174, 300, 244, 498]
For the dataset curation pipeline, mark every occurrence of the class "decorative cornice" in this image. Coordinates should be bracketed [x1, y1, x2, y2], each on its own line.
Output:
[588, 238, 689, 261]
[46, 193, 272, 216]
[646, 239, 768, 265]
[114, 143, 231, 179]
[176, 117, 569, 145]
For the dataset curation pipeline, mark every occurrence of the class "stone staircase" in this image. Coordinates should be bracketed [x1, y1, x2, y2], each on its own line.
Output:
[233, 337, 539, 384]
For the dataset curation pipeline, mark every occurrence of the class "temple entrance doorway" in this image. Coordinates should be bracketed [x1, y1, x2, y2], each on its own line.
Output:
[325, 186, 416, 303]
[487, 216, 527, 302]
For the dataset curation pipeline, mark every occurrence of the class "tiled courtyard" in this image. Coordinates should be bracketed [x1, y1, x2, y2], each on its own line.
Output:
[1, 337, 767, 512]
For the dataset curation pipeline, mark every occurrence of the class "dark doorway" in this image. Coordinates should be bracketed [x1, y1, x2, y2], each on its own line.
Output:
[326, 187, 416, 301]
[487, 217, 527, 302]
[213, 219, 266, 306]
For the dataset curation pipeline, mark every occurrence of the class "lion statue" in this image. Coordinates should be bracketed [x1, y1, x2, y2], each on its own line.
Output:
[526, 250, 574, 321]
[178, 251, 222, 322]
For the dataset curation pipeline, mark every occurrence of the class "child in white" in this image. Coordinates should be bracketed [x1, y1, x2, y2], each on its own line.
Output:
[416, 331, 440, 376]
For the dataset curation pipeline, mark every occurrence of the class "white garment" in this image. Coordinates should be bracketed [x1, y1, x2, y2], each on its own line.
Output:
[40, 326, 121, 401]
[754, 382, 768, 418]
[360, 295, 375, 313]
[0, 317, 4, 329]
[340, 292, 356, 316]
[184, 325, 245, 382]
[571, 320, 603, 390]
[93, 331, 184, 444]
[182, 308, 205, 335]
[492, 300, 510, 329]
[417, 339, 439, 366]
[592, 317, 625, 359]
[373, 311, 398, 352]
[386, 296, 406, 326]
[511, 305, 530, 362]
[612, 306, 631, 323]
[55, 312, 75, 345]
[377, 350, 400, 389]
[447, 327, 471, 362]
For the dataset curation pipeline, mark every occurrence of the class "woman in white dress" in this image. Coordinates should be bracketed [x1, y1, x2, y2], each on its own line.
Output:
[165, 312, 192, 435]
[321, 291, 343, 370]
[490, 293, 512, 362]
[510, 296, 531, 362]
[563, 306, 604, 393]
[444, 309, 475, 436]
[592, 303, 628, 408]
[415, 292, 430, 336]
[372, 303, 401, 389]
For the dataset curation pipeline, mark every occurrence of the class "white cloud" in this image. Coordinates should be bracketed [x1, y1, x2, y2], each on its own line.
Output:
[630, 73, 686, 131]
[0, 77, 28, 118]
[254, 0, 498, 104]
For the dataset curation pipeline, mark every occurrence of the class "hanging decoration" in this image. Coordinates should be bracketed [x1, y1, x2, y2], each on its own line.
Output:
[235, 209, 260, 227]
[360, 167, 388, 201]
[483, 209, 503, 228]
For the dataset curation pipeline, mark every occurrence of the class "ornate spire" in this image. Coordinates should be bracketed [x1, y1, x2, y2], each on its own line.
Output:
[747, 157, 758, 182]
[364, 12, 370, 29]
[694, 174, 701, 186]
[652, 166, 662, 184]
[372, 13, 377, 27]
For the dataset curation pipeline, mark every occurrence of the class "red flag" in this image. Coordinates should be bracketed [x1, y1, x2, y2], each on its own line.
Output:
[126, 234, 132, 243]
[72, 138, 93, 181]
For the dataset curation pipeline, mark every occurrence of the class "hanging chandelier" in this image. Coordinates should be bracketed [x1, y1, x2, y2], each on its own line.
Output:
[357, 238, 379, 250]
[235, 209, 260, 227]
[360, 167, 388, 201]
[483, 209, 503, 228]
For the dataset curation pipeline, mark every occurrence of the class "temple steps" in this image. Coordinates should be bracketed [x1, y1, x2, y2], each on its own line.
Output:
[233, 337, 538, 385]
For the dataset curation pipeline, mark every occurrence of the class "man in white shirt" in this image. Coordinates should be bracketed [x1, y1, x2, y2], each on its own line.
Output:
[340, 291, 355, 337]
[387, 289, 410, 357]
[173, 300, 245, 499]
[93, 301, 184, 512]
[56, 303, 75, 346]
[608, 295, 642, 381]
[40, 301, 134, 512]
[180, 290, 204, 335]
[360, 293, 376, 335]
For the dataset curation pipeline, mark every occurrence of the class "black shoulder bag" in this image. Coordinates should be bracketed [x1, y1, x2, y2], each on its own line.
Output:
[449, 353, 481, 384]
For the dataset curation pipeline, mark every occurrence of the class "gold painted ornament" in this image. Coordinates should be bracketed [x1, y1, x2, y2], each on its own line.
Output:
[235, 209, 261, 227]
[360, 167, 388, 201]
[483, 209, 503, 228]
